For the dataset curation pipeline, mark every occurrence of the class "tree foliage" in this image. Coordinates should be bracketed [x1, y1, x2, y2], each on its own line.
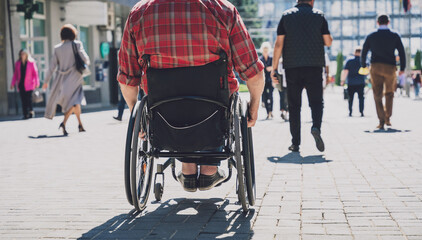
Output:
[415, 50, 422, 70]
[335, 52, 344, 86]
[228, 0, 263, 47]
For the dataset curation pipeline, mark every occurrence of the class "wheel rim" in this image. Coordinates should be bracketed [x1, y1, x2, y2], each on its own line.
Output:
[131, 99, 153, 211]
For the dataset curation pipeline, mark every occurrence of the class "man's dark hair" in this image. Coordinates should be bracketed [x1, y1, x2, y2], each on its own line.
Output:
[377, 14, 390, 25]
[60, 24, 77, 41]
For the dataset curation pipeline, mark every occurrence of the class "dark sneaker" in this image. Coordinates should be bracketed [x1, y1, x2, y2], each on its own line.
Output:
[288, 144, 300, 152]
[198, 169, 226, 191]
[177, 172, 197, 192]
[361, 112, 364, 117]
[311, 127, 325, 152]
[113, 116, 122, 121]
[376, 122, 385, 130]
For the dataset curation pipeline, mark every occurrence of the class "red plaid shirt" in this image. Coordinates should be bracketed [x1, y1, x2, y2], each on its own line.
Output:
[117, 0, 264, 94]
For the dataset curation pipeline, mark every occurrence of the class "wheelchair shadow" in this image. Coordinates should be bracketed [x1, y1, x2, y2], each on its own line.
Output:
[268, 153, 332, 164]
[364, 128, 411, 134]
[28, 134, 68, 139]
[77, 198, 255, 239]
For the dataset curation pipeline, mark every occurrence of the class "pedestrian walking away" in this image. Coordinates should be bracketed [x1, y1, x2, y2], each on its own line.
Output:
[271, 0, 333, 152]
[117, 0, 264, 192]
[277, 58, 289, 121]
[341, 47, 367, 117]
[413, 72, 421, 99]
[10, 49, 40, 119]
[43, 24, 90, 136]
[260, 42, 274, 120]
[113, 87, 144, 121]
[361, 14, 406, 129]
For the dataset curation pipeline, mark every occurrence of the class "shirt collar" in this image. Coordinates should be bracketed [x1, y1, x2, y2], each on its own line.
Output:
[295, 3, 312, 8]
[378, 25, 389, 30]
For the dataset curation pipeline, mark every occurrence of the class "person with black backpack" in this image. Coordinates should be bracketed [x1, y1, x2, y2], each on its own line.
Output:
[43, 24, 90, 136]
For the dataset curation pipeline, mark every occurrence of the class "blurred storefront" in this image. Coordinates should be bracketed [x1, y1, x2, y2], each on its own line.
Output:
[1, 0, 137, 116]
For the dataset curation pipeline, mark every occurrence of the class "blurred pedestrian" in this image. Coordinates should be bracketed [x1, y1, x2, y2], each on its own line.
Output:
[43, 24, 90, 136]
[113, 88, 144, 121]
[414, 72, 421, 99]
[10, 49, 40, 119]
[341, 47, 366, 117]
[272, 0, 333, 152]
[323, 53, 330, 89]
[361, 14, 406, 129]
[277, 58, 289, 121]
[260, 42, 274, 120]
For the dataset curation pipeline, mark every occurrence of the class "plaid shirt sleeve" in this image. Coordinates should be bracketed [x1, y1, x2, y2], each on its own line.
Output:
[117, 14, 143, 87]
[229, 9, 264, 81]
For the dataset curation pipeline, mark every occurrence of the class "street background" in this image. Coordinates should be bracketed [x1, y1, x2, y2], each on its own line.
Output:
[1, 88, 422, 240]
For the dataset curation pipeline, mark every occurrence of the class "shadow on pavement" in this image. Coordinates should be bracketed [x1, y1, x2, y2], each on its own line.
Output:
[364, 128, 411, 133]
[78, 198, 255, 240]
[28, 135, 67, 139]
[267, 153, 332, 164]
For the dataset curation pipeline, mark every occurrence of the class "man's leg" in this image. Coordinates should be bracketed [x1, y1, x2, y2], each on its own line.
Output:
[370, 64, 386, 128]
[286, 68, 303, 148]
[347, 86, 356, 116]
[383, 65, 397, 125]
[357, 85, 365, 115]
[305, 67, 324, 130]
[182, 163, 198, 175]
[304, 67, 325, 152]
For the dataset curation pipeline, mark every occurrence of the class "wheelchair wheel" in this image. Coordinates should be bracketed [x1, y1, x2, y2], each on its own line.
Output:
[130, 98, 154, 211]
[234, 97, 249, 212]
[240, 111, 256, 206]
[124, 101, 141, 205]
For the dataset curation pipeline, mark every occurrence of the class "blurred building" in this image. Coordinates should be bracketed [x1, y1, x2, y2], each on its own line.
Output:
[255, 0, 422, 59]
[0, 0, 138, 116]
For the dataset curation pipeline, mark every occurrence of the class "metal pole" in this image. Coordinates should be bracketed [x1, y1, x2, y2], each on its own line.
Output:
[6, 0, 19, 115]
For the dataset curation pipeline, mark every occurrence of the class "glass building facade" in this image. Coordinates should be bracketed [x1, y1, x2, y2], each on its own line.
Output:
[255, 0, 422, 61]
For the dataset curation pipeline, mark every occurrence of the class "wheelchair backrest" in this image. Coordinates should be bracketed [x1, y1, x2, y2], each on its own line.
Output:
[144, 52, 231, 152]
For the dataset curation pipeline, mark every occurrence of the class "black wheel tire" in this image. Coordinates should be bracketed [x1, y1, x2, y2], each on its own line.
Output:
[245, 128, 256, 206]
[124, 101, 141, 206]
[240, 103, 256, 207]
[154, 183, 163, 201]
[130, 98, 154, 212]
[234, 97, 249, 212]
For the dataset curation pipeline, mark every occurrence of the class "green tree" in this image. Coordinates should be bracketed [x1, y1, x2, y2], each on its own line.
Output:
[335, 52, 344, 86]
[229, 0, 263, 47]
[415, 50, 422, 70]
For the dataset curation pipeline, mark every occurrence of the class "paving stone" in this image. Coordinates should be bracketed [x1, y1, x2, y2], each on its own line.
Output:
[1, 89, 422, 239]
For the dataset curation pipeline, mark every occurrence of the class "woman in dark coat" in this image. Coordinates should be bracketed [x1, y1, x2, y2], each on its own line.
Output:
[260, 42, 274, 119]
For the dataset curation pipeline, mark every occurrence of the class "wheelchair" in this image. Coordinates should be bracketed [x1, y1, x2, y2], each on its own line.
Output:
[123, 53, 256, 213]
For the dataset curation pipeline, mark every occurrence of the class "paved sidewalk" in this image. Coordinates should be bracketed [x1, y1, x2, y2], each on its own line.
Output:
[0, 88, 421, 240]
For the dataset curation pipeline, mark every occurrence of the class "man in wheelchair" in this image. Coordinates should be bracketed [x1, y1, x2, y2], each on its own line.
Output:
[117, 0, 264, 192]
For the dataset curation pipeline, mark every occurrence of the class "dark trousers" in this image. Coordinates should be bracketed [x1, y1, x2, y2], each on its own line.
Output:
[116, 88, 145, 118]
[347, 84, 365, 114]
[19, 89, 33, 117]
[285, 67, 324, 146]
[262, 81, 274, 114]
[279, 90, 288, 111]
[117, 90, 126, 118]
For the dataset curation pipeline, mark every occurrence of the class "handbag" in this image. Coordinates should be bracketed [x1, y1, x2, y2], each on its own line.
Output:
[72, 41, 91, 77]
[32, 89, 44, 103]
